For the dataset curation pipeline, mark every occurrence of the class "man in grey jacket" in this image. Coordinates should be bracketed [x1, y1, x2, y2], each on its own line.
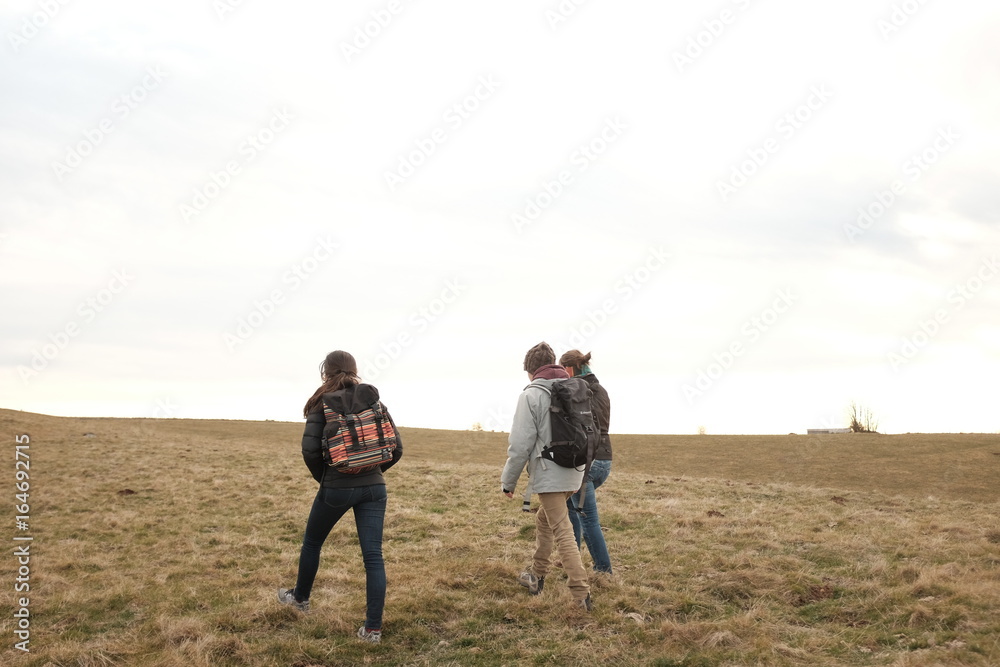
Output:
[501, 342, 591, 610]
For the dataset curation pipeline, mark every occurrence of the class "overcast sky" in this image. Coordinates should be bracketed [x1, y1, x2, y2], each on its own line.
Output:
[2, 0, 998, 435]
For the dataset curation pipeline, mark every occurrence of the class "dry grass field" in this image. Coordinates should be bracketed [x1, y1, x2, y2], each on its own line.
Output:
[2, 408, 999, 666]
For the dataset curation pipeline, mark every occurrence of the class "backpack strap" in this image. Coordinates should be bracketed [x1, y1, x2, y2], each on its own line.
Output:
[576, 455, 593, 515]
[572, 390, 591, 515]
[523, 383, 552, 470]
[372, 401, 388, 445]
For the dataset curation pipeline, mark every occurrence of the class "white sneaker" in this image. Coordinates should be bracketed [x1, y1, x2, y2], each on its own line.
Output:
[276, 588, 309, 613]
[357, 626, 382, 644]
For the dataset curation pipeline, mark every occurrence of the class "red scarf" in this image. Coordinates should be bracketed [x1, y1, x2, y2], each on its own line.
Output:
[531, 364, 569, 380]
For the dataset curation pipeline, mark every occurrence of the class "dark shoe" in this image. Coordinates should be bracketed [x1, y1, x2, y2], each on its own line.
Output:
[576, 594, 592, 611]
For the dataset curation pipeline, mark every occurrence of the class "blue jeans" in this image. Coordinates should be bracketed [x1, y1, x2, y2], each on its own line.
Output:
[293, 484, 387, 629]
[567, 459, 612, 573]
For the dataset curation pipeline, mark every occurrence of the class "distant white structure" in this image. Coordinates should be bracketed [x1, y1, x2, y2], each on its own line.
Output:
[806, 428, 851, 434]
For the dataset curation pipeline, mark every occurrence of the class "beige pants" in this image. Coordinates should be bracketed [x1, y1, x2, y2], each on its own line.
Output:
[532, 491, 590, 601]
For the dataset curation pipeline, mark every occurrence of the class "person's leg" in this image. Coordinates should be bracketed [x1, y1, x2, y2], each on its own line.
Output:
[537, 491, 590, 602]
[353, 484, 388, 631]
[568, 459, 611, 543]
[531, 495, 555, 579]
[589, 459, 611, 491]
[293, 487, 354, 602]
[580, 460, 612, 573]
[578, 481, 611, 573]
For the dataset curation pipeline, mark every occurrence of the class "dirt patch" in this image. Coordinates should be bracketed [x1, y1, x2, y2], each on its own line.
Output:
[792, 583, 836, 606]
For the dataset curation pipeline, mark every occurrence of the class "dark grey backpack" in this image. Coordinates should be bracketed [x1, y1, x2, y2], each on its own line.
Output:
[528, 377, 599, 508]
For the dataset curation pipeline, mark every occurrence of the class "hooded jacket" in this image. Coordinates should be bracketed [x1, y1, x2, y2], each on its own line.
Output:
[501, 366, 585, 495]
[301, 383, 403, 488]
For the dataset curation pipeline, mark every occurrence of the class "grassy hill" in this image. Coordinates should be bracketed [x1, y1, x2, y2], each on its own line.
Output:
[2, 409, 999, 666]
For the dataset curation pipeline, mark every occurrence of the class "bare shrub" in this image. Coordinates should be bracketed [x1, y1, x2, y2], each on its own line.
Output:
[849, 402, 879, 433]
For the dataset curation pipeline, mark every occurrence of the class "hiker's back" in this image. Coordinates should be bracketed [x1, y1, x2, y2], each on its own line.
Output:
[511, 378, 584, 494]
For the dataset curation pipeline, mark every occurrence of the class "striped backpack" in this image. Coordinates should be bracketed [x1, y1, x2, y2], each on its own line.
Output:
[321, 384, 397, 474]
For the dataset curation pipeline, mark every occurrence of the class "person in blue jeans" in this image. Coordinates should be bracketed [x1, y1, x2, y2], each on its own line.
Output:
[278, 350, 402, 644]
[560, 350, 613, 574]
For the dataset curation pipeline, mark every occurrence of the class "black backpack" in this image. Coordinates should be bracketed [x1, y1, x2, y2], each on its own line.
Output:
[530, 377, 599, 476]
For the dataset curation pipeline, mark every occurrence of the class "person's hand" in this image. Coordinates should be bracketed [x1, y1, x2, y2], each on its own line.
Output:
[502, 488, 513, 498]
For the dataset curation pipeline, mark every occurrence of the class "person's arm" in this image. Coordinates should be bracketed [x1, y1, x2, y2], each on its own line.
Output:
[301, 404, 326, 483]
[598, 385, 612, 456]
[501, 389, 538, 494]
[380, 403, 403, 472]
[593, 383, 611, 435]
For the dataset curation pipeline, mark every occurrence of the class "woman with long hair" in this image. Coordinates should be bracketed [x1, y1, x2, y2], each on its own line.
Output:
[559, 349, 613, 574]
[278, 350, 402, 644]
